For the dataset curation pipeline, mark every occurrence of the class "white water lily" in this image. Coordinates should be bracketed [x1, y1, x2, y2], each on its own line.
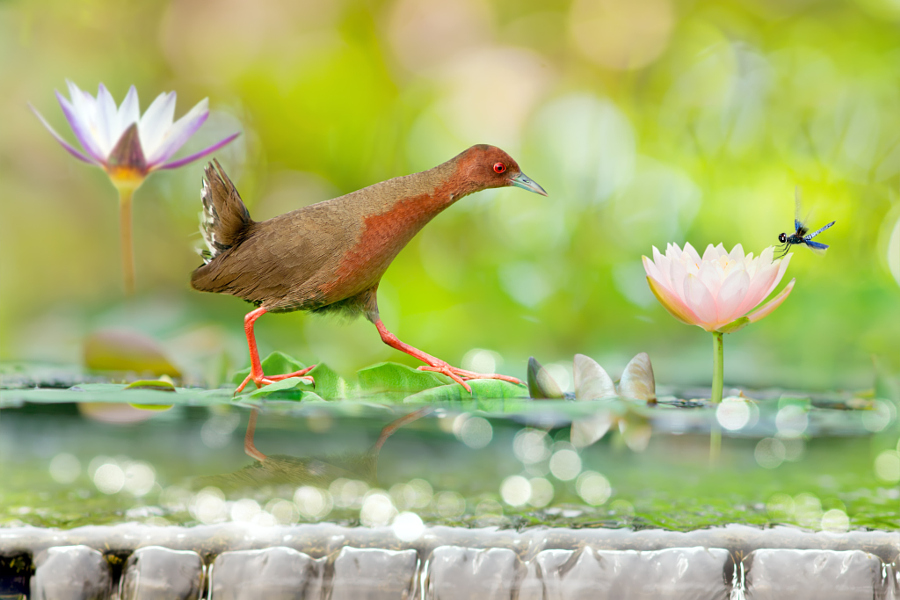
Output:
[32, 81, 239, 182]
[31, 81, 240, 294]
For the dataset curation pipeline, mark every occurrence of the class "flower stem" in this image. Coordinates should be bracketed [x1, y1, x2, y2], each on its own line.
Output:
[711, 331, 724, 404]
[710, 330, 724, 462]
[118, 187, 135, 296]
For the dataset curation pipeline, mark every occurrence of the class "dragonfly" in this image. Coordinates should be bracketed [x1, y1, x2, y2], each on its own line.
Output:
[776, 187, 835, 258]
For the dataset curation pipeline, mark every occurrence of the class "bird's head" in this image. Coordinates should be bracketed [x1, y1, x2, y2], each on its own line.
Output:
[457, 144, 548, 196]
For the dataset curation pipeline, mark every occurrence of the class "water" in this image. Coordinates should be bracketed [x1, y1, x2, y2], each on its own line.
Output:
[1, 392, 897, 532]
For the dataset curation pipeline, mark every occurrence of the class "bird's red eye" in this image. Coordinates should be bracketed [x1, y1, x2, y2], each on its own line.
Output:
[493, 162, 506, 174]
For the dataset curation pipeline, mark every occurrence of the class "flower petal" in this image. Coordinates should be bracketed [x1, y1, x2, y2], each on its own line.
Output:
[646, 276, 700, 326]
[747, 278, 795, 323]
[683, 242, 702, 265]
[729, 243, 745, 263]
[573, 354, 617, 400]
[702, 244, 719, 262]
[618, 352, 656, 403]
[146, 98, 208, 165]
[697, 260, 721, 296]
[55, 91, 106, 162]
[716, 268, 750, 323]
[95, 83, 120, 155]
[138, 91, 176, 160]
[158, 131, 241, 170]
[117, 85, 140, 134]
[684, 273, 718, 330]
[29, 104, 96, 164]
[733, 259, 780, 316]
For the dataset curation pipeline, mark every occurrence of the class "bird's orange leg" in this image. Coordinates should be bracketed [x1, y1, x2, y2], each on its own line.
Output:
[234, 306, 316, 394]
[374, 319, 522, 393]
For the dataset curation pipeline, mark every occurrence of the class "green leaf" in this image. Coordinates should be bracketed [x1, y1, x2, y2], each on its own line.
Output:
[716, 317, 751, 334]
[124, 379, 176, 392]
[304, 363, 355, 400]
[230, 351, 308, 387]
[247, 377, 314, 398]
[403, 379, 529, 404]
[357, 362, 450, 393]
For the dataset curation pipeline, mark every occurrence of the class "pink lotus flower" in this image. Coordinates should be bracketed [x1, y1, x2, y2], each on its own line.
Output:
[642, 243, 795, 334]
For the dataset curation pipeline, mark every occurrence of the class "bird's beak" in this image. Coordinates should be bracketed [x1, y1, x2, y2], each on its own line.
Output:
[510, 171, 548, 196]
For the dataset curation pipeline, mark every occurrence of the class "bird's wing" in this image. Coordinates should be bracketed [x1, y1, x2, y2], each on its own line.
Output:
[192, 203, 360, 309]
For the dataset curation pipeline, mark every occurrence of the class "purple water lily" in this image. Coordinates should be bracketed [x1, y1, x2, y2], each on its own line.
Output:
[31, 81, 240, 294]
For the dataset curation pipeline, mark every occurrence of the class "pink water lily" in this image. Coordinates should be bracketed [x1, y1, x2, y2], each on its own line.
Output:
[31, 81, 240, 295]
[642, 242, 796, 419]
[642, 242, 795, 333]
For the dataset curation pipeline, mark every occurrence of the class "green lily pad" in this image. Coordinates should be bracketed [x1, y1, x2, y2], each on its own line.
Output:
[230, 352, 309, 388]
[124, 379, 176, 392]
[247, 376, 315, 398]
[357, 362, 451, 393]
[404, 379, 529, 404]
[305, 363, 355, 400]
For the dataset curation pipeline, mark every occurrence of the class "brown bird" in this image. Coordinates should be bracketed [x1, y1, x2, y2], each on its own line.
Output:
[191, 145, 547, 393]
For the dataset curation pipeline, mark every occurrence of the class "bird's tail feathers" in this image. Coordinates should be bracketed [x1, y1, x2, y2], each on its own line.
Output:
[199, 159, 252, 263]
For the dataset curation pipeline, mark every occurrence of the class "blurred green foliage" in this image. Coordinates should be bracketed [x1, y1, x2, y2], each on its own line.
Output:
[1, 0, 899, 391]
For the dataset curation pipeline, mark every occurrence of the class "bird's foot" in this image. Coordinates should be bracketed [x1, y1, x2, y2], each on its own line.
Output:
[417, 363, 522, 394]
[234, 365, 316, 395]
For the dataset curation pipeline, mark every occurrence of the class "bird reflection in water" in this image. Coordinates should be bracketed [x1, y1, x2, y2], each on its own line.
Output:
[201, 407, 432, 491]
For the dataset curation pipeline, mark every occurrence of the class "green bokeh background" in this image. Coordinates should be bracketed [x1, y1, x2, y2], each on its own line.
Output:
[1, 0, 899, 391]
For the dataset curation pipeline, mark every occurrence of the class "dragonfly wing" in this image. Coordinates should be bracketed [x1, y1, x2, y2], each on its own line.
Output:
[804, 220, 836, 240]
[803, 239, 829, 255]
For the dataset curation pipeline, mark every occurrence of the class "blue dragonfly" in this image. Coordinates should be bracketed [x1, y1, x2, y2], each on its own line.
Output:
[777, 187, 835, 258]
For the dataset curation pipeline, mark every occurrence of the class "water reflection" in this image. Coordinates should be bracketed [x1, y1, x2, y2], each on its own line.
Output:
[0, 393, 897, 533]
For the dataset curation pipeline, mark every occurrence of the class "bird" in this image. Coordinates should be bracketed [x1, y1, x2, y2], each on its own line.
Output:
[191, 145, 547, 394]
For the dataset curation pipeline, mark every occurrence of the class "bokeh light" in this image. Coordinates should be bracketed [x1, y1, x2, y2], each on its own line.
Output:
[455, 416, 493, 449]
[93, 462, 125, 494]
[434, 491, 467, 518]
[294, 486, 333, 520]
[499, 475, 532, 507]
[821, 508, 850, 533]
[548, 447, 582, 481]
[360, 491, 397, 527]
[48, 453, 81, 484]
[715, 397, 752, 431]
[392, 511, 425, 542]
[754, 438, 786, 469]
[576, 471, 612, 506]
[874, 450, 900, 483]
[190, 487, 227, 524]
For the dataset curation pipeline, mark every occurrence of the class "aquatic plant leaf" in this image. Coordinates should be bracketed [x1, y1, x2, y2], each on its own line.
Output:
[527, 357, 564, 399]
[357, 362, 450, 393]
[403, 379, 529, 404]
[124, 379, 175, 392]
[83, 330, 181, 378]
[303, 363, 353, 400]
[248, 377, 314, 398]
[618, 353, 656, 403]
[230, 351, 307, 385]
[573, 354, 616, 400]
[716, 317, 750, 334]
